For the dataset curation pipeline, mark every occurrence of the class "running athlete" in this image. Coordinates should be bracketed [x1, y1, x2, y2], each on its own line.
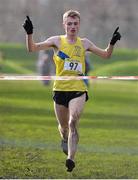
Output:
[23, 10, 121, 172]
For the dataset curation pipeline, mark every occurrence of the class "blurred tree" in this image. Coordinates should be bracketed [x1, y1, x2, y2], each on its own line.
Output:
[0, 0, 138, 48]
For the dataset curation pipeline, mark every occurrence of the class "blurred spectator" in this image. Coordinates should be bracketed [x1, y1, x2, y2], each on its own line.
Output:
[0, 51, 4, 71]
[84, 52, 92, 87]
[37, 49, 55, 86]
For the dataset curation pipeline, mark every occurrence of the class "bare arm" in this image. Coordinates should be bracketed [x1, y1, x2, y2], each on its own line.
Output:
[23, 16, 59, 52]
[26, 35, 59, 52]
[83, 27, 121, 59]
[83, 38, 113, 59]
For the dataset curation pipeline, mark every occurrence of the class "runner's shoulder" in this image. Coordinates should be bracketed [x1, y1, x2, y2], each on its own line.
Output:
[46, 36, 60, 48]
[80, 38, 91, 50]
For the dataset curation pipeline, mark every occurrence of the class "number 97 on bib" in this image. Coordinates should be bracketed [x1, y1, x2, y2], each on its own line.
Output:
[64, 60, 82, 73]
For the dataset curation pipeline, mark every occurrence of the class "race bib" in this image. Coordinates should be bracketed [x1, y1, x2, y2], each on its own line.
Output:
[64, 59, 82, 73]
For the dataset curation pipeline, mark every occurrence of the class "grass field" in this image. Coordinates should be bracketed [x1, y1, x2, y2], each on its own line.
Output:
[0, 44, 138, 178]
[0, 44, 138, 75]
[90, 49, 138, 76]
[0, 44, 36, 74]
[0, 80, 138, 179]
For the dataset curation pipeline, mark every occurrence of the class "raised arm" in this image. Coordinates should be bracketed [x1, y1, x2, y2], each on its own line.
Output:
[23, 16, 59, 52]
[83, 27, 121, 59]
[26, 35, 59, 52]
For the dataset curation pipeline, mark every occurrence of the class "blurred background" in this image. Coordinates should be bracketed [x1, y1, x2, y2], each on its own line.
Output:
[0, 0, 138, 48]
[0, 0, 138, 77]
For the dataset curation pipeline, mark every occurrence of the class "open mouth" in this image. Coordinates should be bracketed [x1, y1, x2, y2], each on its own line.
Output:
[71, 30, 76, 33]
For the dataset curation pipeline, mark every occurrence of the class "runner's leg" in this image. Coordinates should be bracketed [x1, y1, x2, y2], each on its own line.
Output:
[54, 102, 69, 140]
[68, 93, 86, 160]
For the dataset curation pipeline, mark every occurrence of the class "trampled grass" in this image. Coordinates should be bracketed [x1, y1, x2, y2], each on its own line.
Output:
[0, 80, 138, 178]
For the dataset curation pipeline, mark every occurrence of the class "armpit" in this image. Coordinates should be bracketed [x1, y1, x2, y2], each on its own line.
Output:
[81, 38, 90, 51]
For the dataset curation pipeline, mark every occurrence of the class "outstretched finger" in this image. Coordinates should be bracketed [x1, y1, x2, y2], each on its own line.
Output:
[113, 26, 119, 34]
[26, 16, 31, 21]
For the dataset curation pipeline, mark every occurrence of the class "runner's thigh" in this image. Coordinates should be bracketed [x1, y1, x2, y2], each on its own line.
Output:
[69, 93, 86, 120]
[54, 102, 69, 126]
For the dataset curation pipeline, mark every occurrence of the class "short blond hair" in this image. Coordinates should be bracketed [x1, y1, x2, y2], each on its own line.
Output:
[63, 10, 80, 22]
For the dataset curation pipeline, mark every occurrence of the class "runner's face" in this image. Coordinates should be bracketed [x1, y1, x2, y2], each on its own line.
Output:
[63, 16, 80, 36]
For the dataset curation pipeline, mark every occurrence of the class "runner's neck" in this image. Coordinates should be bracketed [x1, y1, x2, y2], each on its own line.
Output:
[65, 35, 77, 44]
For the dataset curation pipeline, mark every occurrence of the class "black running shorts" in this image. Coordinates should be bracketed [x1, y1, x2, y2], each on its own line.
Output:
[53, 91, 88, 108]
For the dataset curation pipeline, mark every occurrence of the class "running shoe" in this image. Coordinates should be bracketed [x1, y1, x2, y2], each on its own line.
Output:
[66, 159, 75, 172]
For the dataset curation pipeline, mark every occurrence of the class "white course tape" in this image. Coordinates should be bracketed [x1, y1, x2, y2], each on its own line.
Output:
[0, 75, 138, 81]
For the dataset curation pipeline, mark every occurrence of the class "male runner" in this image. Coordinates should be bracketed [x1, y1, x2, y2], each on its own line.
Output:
[23, 10, 121, 172]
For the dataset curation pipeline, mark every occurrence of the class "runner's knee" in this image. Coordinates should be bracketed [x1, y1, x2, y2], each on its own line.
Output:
[70, 111, 80, 122]
[68, 119, 77, 132]
[58, 124, 68, 133]
[68, 120, 79, 143]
